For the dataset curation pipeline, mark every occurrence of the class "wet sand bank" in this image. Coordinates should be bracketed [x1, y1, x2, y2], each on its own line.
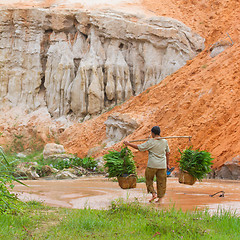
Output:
[13, 177, 240, 215]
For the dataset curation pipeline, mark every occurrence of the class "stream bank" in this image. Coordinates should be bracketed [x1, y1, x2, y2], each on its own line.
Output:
[13, 176, 240, 215]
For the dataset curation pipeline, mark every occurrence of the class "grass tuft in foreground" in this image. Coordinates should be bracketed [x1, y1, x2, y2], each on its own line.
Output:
[0, 199, 239, 240]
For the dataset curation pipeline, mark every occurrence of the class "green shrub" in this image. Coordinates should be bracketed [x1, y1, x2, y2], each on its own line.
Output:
[80, 157, 98, 170]
[104, 147, 136, 178]
[0, 148, 25, 214]
[177, 147, 213, 180]
[51, 159, 71, 170]
[39, 156, 98, 171]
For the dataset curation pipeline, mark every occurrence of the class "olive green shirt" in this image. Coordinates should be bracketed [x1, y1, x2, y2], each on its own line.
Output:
[138, 138, 170, 169]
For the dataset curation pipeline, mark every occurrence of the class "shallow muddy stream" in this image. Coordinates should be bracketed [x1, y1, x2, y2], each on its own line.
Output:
[13, 177, 240, 215]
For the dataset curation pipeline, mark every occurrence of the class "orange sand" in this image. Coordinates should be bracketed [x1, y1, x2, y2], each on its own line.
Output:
[60, 0, 240, 172]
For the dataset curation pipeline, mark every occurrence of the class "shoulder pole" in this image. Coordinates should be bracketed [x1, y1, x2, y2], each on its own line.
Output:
[129, 136, 192, 143]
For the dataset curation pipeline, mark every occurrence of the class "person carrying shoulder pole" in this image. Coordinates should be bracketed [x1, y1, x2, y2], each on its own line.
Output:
[124, 126, 170, 203]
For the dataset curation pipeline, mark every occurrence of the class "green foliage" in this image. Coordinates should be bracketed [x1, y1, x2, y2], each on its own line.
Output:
[2, 150, 99, 178]
[51, 159, 71, 170]
[0, 148, 24, 214]
[201, 64, 208, 69]
[136, 176, 156, 183]
[36, 155, 98, 171]
[12, 134, 24, 152]
[1, 199, 239, 239]
[104, 146, 136, 177]
[177, 147, 213, 181]
[73, 157, 98, 170]
[49, 157, 97, 171]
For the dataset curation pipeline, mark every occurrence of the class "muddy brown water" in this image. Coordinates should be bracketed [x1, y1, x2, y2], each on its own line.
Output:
[13, 176, 240, 215]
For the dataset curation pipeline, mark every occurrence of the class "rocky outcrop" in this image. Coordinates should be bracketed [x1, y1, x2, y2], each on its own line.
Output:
[0, 8, 204, 119]
[210, 40, 233, 58]
[214, 156, 240, 180]
[104, 113, 138, 147]
[43, 143, 65, 159]
[40, 165, 57, 176]
[14, 160, 94, 180]
[55, 170, 78, 179]
[14, 162, 40, 180]
[14, 161, 59, 179]
[55, 166, 90, 179]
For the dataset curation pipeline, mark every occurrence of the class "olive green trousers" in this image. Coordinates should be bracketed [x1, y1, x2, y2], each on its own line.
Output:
[145, 167, 167, 198]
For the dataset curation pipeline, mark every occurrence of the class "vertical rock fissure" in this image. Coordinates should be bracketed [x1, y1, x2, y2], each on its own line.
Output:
[40, 29, 52, 101]
[41, 29, 53, 75]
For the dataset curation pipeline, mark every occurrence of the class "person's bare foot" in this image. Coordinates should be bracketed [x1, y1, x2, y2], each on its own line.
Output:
[149, 193, 157, 203]
[155, 198, 162, 203]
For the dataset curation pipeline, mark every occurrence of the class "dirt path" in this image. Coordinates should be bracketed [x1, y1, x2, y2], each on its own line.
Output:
[13, 176, 240, 215]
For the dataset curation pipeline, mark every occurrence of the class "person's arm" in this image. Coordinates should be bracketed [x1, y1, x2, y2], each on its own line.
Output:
[166, 152, 170, 169]
[123, 141, 139, 150]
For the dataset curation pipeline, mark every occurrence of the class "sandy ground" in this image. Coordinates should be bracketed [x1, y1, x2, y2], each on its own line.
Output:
[13, 176, 240, 215]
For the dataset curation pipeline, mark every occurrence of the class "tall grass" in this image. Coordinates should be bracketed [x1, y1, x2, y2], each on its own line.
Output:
[1, 198, 238, 240]
[0, 147, 25, 214]
[47, 200, 240, 240]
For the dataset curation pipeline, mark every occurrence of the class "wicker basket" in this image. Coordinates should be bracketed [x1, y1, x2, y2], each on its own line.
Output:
[117, 174, 137, 189]
[178, 171, 197, 185]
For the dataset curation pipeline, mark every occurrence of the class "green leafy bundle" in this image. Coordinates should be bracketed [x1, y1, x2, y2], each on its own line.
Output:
[104, 147, 136, 178]
[177, 147, 213, 181]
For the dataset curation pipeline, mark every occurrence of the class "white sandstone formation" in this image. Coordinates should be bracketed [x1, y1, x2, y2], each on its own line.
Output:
[0, 8, 205, 119]
[55, 170, 78, 179]
[43, 143, 65, 159]
[104, 113, 139, 147]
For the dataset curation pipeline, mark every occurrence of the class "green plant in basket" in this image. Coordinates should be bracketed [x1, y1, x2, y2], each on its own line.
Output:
[177, 147, 213, 181]
[104, 146, 136, 178]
